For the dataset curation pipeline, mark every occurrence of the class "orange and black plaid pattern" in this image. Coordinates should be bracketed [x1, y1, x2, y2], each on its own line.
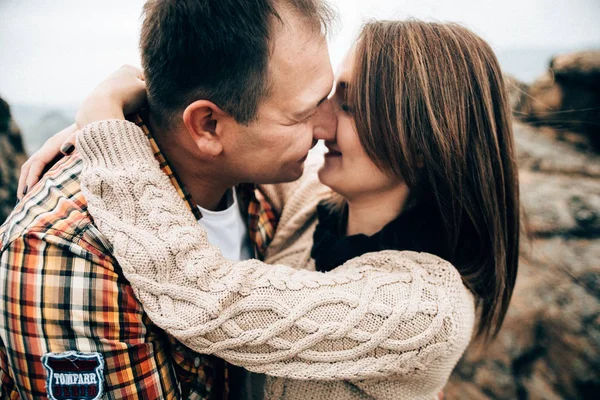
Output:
[0, 115, 278, 399]
[238, 185, 278, 258]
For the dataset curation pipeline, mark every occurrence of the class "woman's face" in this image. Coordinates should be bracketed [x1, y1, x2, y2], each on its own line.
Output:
[318, 49, 403, 200]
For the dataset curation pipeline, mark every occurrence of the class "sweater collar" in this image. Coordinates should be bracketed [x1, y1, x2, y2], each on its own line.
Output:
[311, 199, 446, 272]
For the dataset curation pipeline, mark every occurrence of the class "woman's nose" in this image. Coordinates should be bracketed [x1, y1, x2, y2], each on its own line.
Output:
[312, 99, 337, 142]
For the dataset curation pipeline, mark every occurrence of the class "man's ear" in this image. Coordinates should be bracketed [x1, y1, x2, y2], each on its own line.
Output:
[182, 100, 227, 157]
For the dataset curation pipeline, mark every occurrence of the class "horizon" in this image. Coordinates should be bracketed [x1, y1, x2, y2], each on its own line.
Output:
[6, 45, 596, 110]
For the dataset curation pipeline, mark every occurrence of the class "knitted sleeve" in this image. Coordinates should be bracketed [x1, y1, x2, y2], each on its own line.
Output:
[77, 120, 472, 381]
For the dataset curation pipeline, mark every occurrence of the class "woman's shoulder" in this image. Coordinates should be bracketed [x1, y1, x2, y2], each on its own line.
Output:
[391, 250, 475, 352]
[341, 250, 476, 350]
[377, 250, 475, 310]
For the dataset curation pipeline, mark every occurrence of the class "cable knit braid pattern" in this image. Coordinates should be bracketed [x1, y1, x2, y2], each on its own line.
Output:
[77, 120, 475, 382]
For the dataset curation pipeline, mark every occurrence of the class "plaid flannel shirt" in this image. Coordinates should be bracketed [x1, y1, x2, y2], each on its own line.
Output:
[0, 115, 278, 399]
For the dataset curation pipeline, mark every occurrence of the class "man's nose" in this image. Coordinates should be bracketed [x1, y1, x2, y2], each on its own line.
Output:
[312, 99, 337, 142]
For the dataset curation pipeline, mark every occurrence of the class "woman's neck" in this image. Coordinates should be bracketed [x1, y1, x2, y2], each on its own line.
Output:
[346, 184, 410, 237]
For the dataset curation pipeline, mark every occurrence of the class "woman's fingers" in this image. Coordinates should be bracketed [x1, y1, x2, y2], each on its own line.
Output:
[24, 160, 49, 197]
[60, 140, 76, 156]
[17, 155, 52, 200]
[59, 126, 79, 156]
[17, 161, 32, 200]
[16, 123, 79, 200]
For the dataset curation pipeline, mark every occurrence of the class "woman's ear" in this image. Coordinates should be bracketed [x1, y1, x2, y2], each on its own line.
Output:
[183, 100, 226, 157]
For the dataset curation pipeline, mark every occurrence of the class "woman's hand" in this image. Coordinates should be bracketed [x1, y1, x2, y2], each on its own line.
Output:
[17, 123, 79, 199]
[76, 65, 146, 128]
[17, 65, 147, 199]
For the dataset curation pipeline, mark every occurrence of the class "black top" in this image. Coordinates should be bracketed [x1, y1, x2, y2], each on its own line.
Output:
[311, 199, 449, 273]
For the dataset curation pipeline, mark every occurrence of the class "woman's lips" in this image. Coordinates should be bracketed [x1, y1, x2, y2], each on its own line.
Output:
[325, 149, 342, 157]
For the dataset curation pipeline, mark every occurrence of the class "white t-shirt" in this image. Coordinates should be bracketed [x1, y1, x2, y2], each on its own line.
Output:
[196, 187, 253, 261]
[196, 188, 260, 396]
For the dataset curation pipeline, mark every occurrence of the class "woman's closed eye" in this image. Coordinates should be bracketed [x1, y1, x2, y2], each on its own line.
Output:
[332, 80, 352, 114]
[335, 96, 352, 114]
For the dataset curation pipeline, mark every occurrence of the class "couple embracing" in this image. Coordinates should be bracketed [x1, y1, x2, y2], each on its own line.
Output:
[1, 0, 520, 399]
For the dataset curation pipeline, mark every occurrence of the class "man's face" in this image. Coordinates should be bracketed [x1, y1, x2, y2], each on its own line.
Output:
[221, 14, 336, 184]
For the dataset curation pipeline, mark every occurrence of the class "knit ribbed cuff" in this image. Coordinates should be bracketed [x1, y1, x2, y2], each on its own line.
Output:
[77, 119, 156, 169]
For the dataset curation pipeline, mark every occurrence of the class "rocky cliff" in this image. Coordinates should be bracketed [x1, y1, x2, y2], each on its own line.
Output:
[0, 96, 27, 224]
[447, 50, 600, 399]
[512, 50, 600, 150]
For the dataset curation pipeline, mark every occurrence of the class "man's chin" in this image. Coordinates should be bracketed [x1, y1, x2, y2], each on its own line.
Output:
[253, 163, 305, 185]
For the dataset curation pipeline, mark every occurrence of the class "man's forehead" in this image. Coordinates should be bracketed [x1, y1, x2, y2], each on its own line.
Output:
[268, 62, 333, 118]
[259, 8, 333, 114]
[268, 5, 330, 73]
[269, 41, 332, 104]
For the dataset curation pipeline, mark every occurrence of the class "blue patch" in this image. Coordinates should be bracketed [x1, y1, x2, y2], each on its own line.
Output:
[42, 351, 104, 400]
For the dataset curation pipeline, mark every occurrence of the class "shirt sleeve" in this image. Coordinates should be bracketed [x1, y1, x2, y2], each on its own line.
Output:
[0, 231, 182, 399]
[75, 119, 473, 382]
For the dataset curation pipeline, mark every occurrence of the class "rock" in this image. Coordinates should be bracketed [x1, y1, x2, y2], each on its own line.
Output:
[448, 241, 600, 399]
[450, 59, 600, 397]
[551, 51, 600, 84]
[446, 118, 600, 399]
[513, 121, 600, 237]
[520, 171, 600, 236]
[512, 50, 600, 151]
[513, 122, 600, 176]
[0, 96, 27, 224]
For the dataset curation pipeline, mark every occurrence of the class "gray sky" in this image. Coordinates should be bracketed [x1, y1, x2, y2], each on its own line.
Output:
[1, 0, 599, 107]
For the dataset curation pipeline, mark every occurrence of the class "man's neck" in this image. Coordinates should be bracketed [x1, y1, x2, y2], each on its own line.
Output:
[346, 185, 410, 237]
[148, 114, 233, 211]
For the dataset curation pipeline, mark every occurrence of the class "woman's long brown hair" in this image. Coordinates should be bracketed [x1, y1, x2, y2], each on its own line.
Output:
[348, 20, 520, 340]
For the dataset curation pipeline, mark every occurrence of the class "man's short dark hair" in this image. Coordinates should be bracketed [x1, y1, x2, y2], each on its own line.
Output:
[140, 0, 335, 126]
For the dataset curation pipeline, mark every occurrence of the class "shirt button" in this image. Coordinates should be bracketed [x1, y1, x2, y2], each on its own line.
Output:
[194, 357, 201, 368]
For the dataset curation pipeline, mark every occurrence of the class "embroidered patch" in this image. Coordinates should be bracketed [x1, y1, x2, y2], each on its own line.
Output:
[42, 351, 104, 400]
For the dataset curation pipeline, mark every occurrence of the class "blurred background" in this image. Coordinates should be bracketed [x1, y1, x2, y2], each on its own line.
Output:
[1, 1, 599, 399]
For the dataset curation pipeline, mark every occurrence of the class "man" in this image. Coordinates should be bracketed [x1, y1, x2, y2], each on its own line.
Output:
[1, 0, 336, 398]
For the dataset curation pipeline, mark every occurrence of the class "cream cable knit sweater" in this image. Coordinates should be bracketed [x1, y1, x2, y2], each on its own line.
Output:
[77, 120, 475, 399]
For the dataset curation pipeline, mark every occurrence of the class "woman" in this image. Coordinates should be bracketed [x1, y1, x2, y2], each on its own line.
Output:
[21, 20, 519, 399]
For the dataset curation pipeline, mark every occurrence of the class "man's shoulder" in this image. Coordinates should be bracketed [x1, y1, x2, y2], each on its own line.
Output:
[1, 153, 112, 259]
